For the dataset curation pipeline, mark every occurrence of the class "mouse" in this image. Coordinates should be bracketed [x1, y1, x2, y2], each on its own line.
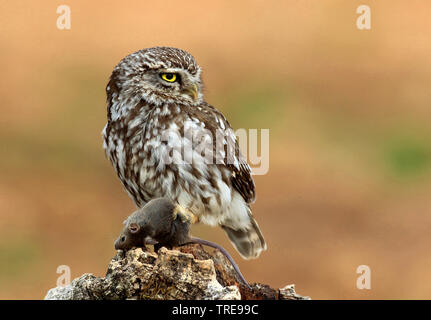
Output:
[114, 197, 251, 289]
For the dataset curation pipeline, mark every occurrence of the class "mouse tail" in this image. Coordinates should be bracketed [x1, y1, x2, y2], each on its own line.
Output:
[189, 236, 251, 290]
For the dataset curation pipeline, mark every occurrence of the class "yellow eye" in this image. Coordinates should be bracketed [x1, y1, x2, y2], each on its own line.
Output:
[160, 73, 177, 82]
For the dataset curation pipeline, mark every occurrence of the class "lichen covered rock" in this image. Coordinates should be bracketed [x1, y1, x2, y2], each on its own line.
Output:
[44, 245, 309, 300]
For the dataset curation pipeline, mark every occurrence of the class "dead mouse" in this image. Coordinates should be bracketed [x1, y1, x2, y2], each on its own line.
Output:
[114, 197, 251, 289]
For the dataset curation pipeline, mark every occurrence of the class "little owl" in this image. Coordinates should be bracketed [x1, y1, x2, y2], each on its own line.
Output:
[102, 47, 266, 259]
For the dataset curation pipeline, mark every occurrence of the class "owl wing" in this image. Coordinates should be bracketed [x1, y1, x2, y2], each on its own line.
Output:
[191, 103, 256, 204]
[229, 149, 256, 204]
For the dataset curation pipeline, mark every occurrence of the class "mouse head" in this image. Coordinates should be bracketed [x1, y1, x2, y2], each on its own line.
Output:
[114, 221, 146, 250]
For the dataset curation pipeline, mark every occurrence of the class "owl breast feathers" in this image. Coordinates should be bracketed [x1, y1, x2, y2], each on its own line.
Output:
[102, 46, 266, 259]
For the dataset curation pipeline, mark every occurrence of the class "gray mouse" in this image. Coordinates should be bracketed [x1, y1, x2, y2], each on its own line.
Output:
[114, 197, 251, 289]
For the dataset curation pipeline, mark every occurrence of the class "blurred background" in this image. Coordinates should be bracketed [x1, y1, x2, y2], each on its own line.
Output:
[1, 0, 430, 299]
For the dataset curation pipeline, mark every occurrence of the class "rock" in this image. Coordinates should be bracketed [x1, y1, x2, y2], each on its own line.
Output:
[44, 244, 309, 300]
[279, 284, 311, 300]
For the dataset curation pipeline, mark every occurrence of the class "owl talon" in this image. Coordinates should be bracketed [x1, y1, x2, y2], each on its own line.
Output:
[173, 205, 199, 224]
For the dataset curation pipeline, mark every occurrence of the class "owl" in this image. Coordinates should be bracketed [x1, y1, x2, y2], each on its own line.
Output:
[102, 47, 266, 259]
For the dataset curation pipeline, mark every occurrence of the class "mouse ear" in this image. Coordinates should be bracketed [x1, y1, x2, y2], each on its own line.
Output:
[128, 223, 140, 234]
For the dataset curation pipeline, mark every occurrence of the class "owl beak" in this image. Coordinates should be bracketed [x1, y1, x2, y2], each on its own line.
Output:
[183, 83, 199, 102]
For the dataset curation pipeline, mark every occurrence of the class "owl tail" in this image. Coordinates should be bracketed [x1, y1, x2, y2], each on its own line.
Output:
[222, 214, 267, 260]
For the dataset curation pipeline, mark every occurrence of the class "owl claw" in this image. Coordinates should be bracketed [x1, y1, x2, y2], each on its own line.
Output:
[173, 205, 199, 224]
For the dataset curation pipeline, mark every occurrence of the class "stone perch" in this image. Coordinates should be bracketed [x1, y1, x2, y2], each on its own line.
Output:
[45, 244, 310, 300]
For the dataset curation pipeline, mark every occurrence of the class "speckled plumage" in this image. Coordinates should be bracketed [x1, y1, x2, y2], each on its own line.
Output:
[102, 47, 266, 259]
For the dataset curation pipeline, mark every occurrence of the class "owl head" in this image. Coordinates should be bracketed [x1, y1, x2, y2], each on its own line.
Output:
[107, 47, 203, 108]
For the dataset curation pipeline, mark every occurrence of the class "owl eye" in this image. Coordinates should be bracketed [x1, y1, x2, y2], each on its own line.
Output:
[160, 73, 177, 83]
